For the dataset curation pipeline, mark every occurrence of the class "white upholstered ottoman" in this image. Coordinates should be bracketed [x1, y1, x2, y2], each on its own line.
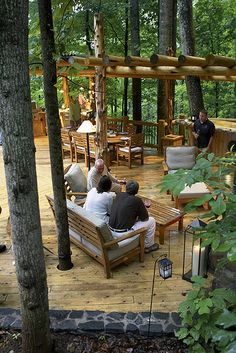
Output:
[175, 182, 211, 209]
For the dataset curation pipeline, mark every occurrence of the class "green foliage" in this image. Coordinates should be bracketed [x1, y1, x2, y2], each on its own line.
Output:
[160, 152, 236, 352]
[176, 278, 236, 353]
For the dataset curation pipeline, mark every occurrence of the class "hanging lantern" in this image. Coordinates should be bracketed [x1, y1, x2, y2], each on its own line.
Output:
[182, 219, 209, 282]
[158, 256, 173, 280]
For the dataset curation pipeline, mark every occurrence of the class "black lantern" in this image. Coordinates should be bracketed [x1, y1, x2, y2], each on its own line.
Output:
[182, 219, 209, 282]
[148, 254, 173, 338]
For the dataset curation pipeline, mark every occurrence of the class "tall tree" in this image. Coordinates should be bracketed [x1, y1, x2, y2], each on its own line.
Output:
[37, 0, 73, 270]
[179, 0, 204, 116]
[158, 0, 177, 122]
[122, 0, 129, 116]
[130, 0, 142, 122]
[0, 1, 52, 352]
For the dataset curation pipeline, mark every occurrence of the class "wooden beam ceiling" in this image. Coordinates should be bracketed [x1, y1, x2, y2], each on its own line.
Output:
[31, 54, 236, 82]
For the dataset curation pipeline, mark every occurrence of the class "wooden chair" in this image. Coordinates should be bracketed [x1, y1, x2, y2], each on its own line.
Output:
[162, 146, 198, 175]
[47, 195, 146, 278]
[70, 131, 87, 165]
[64, 164, 87, 205]
[117, 133, 144, 168]
[126, 123, 137, 136]
[83, 134, 97, 166]
[61, 129, 74, 162]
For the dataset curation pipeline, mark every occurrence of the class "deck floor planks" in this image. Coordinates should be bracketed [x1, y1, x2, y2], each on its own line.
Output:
[0, 136, 209, 312]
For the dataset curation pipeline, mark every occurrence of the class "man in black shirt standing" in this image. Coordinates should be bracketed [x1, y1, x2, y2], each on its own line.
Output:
[109, 180, 159, 253]
[193, 110, 215, 152]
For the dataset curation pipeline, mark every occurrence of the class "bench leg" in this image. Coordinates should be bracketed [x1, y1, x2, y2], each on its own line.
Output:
[158, 226, 165, 245]
[178, 217, 183, 232]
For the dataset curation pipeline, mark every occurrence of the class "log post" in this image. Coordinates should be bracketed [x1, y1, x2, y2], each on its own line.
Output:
[158, 119, 166, 155]
[94, 13, 109, 166]
[62, 76, 69, 108]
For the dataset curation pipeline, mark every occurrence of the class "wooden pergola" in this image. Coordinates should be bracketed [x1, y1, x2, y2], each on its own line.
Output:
[31, 14, 236, 162]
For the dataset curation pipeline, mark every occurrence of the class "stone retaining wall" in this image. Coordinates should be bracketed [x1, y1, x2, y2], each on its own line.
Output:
[0, 309, 181, 337]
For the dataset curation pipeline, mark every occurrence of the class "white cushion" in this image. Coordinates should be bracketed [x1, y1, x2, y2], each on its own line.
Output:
[119, 147, 142, 153]
[166, 146, 196, 170]
[179, 182, 210, 198]
[64, 164, 87, 197]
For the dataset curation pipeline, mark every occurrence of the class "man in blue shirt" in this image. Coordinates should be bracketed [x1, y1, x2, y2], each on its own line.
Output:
[192, 110, 215, 152]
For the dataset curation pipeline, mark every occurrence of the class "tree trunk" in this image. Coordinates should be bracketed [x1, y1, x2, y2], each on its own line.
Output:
[37, 0, 73, 271]
[179, 0, 204, 116]
[94, 13, 109, 165]
[123, 0, 129, 116]
[0, 1, 52, 352]
[130, 0, 142, 126]
[85, 10, 93, 56]
[158, 0, 177, 122]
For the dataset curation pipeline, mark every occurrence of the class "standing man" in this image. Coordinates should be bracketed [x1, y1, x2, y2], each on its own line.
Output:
[87, 159, 125, 193]
[109, 180, 159, 253]
[192, 110, 215, 152]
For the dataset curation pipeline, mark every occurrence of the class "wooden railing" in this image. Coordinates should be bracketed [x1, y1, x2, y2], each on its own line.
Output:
[107, 116, 166, 149]
[173, 118, 236, 156]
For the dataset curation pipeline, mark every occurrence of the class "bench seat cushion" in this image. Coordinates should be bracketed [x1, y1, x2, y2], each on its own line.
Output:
[67, 200, 118, 249]
[179, 182, 210, 198]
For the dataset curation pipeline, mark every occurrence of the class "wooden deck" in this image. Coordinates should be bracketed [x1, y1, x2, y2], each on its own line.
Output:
[0, 136, 205, 313]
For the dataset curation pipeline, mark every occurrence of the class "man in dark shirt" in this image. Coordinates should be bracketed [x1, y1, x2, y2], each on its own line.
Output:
[109, 180, 159, 253]
[193, 110, 215, 151]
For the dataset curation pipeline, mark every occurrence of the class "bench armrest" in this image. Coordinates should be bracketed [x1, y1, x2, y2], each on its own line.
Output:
[103, 227, 147, 248]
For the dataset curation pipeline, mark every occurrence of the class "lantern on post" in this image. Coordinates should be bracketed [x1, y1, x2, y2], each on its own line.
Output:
[148, 254, 173, 338]
[182, 219, 209, 282]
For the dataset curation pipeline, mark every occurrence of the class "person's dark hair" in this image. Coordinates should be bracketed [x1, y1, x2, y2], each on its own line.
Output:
[200, 109, 208, 115]
[97, 175, 112, 193]
[126, 180, 139, 195]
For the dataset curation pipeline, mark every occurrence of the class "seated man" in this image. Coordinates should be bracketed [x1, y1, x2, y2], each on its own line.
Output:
[87, 159, 125, 194]
[83, 175, 113, 223]
[108, 180, 159, 253]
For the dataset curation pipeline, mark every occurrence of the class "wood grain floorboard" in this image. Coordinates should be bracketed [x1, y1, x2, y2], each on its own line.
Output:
[0, 136, 211, 312]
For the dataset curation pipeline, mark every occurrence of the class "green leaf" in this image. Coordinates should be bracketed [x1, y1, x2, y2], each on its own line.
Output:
[216, 310, 236, 328]
[197, 298, 213, 315]
[210, 196, 227, 216]
[227, 247, 236, 261]
[222, 341, 236, 353]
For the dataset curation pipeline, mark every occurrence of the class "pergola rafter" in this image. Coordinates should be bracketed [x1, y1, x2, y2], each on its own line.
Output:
[52, 53, 236, 82]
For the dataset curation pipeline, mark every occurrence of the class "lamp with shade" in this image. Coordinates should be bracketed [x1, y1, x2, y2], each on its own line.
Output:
[77, 120, 96, 170]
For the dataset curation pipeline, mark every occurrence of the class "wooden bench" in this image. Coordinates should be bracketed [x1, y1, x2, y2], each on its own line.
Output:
[46, 195, 147, 278]
[140, 196, 184, 244]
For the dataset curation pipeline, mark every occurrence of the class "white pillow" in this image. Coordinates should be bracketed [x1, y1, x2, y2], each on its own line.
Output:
[64, 164, 87, 197]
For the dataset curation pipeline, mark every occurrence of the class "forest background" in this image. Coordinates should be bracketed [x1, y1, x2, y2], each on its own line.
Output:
[29, 0, 236, 121]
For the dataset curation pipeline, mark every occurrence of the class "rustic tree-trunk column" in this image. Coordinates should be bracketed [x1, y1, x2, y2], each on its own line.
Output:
[158, 0, 177, 144]
[62, 76, 69, 108]
[0, 1, 52, 352]
[38, 0, 73, 271]
[179, 0, 204, 116]
[94, 13, 109, 165]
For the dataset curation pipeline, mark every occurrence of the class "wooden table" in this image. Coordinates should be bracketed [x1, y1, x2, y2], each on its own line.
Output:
[107, 135, 128, 162]
[140, 196, 184, 244]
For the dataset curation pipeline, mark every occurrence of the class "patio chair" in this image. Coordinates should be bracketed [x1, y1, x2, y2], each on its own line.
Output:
[117, 133, 144, 168]
[70, 131, 87, 165]
[162, 146, 198, 175]
[61, 129, 74, 162]
[64, 163, 87, 205]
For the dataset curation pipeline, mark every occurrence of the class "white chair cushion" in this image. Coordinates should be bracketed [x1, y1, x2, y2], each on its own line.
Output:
[166, 146, 196, 170]
[179, 182, 210, 198]
[64, 164, 87, 195]
[119, 147, 142, 153]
